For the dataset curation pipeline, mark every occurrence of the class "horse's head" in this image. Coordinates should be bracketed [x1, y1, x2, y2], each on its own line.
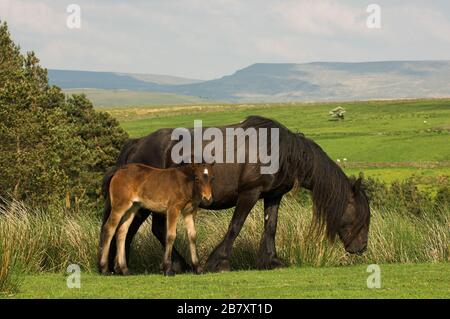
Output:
[192, 163, 214, 206]
[338, 177, 370, 255]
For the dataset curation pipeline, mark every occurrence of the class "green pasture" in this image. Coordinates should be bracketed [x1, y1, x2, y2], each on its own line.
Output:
[8, 263, 449, 299]
[104, 99, 450, 182]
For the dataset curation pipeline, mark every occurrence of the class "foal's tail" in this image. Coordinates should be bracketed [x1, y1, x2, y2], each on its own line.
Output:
[102, 138, 140, 199]
[101, 167, 119, 226]
[101, 167, 119, 200]
[101, 138, 139, 224]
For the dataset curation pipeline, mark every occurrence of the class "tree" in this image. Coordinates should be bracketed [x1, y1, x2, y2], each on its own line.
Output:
[63, 94, 128, 207]
[0, 21, 128, 208]
[329, 106, 346, 121]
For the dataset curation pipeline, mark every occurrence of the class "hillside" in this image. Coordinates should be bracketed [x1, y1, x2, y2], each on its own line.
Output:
[48, 69, 201, 89]
[49, 61, 450, 104]
[62, 89, 211, 107]
[169, 61, 450, 102]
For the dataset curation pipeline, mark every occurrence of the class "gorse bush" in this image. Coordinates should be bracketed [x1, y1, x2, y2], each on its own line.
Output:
[361, 176, 449, 218]
[0, 21, 128, 209]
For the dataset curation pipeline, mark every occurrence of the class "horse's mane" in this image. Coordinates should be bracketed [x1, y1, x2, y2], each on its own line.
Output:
[241, 115, 352, 240]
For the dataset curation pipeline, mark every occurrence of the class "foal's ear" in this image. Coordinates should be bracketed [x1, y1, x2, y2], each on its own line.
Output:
[187, 167, 196, 181]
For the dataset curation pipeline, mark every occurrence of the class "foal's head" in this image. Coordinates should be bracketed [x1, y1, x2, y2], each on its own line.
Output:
[191, 163, 214, 206]
[338, 177, 371, 255]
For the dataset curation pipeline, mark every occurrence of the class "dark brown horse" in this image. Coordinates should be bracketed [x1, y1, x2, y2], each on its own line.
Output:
[101, 116, 370, 273]
[98, 163, 214, 276]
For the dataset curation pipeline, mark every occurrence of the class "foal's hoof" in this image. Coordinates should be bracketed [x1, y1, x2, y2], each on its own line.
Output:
[99, 264, 111, 276]
[257, 257, 285, 270]
[204, 258, 230, 273]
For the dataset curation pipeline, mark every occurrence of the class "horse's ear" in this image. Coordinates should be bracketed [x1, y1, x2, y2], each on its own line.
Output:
[352, 174, 363, 193]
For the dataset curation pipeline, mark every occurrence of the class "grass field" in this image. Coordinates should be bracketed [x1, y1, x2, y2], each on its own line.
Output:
[1, 195, 448, 298]
[103, 99, 450, 183]
[9, 263, 449, 298]
[2, 99, 449, 298]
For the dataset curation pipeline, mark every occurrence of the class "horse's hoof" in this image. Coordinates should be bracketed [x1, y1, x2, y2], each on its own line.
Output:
[257, 257, 285, 270]
[164, 269, 176, 277]
[205, 258, 230, 273]
[171, 259, 192, 274]
[194, 266, 203, 275]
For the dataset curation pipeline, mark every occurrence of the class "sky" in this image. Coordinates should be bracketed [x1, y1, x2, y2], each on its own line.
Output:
[1, 0, 450, 80]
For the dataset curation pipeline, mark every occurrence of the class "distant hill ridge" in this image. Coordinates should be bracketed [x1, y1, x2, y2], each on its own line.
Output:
[49, 61, 450, 103]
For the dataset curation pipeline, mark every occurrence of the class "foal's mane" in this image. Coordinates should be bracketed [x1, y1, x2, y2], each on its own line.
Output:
[241, 116, 352, 240]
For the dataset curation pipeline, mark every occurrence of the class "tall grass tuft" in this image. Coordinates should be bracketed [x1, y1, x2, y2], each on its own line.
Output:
[0, 196, 448, 288]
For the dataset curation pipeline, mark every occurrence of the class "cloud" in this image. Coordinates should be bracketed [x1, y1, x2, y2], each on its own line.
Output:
[0, 0, 64, 35]
[1, 0, 449, 79]
[271, 0, 366, 36]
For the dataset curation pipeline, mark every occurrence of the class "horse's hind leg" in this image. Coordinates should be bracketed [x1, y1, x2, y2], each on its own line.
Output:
[114, 206, 138, 275]
[183, 211, 201, 274]
[163, 207, 181, 276]
[98, 201, 132, 275]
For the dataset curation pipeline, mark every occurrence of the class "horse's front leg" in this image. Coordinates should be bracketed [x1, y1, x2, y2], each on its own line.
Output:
[257, 195, 285, 270]
[163, 207, 181, 276]
[204, 188, 262, 273]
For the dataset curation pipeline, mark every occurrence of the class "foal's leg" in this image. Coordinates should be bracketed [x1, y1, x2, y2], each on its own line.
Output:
[163, 207, 181, 276]
[183, 211, 201, 274]
[108, 208, 150, 273]
[152, 213, 191, 273]
[98, 200, 132, 275]
[114, 206, 138, 275]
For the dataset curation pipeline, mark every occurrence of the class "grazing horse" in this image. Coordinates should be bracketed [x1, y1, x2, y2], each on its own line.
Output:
[98, 163, 214, 276]
[101, 116, 370, 273]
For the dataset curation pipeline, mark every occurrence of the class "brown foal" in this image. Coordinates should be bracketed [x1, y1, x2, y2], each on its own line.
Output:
[98, 163, 214, 276]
